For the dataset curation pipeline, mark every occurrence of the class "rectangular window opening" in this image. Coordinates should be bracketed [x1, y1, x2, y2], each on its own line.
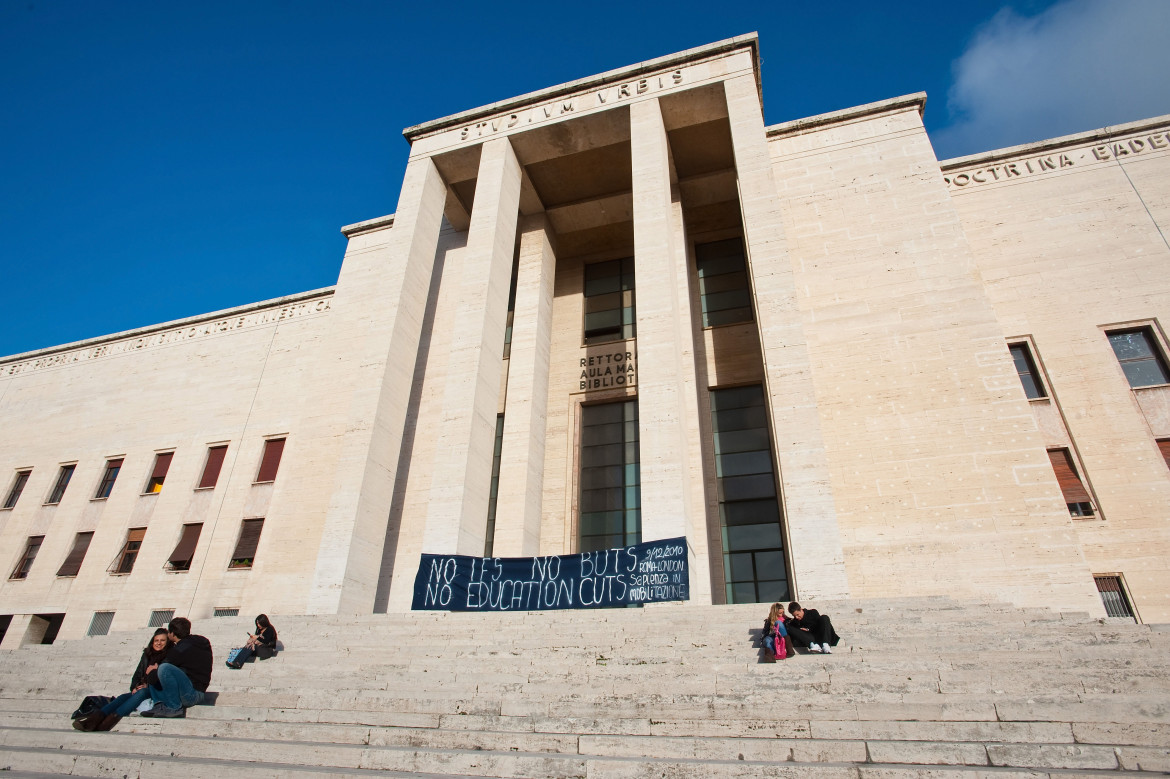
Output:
[166, 523, 203, 571]
[148, 609, 175, 628]
[1008, 342, 1048, 399]
[578, 399, 641, 554]
[711, 385, 790, 605]
[255, 438, 286, 483]
[583, 257, 636, 345]
[1094, 575, 1135, 620]
[56, 531, 95, 577]
[94, 458, 123, 500]
[144, 452, 174, 494]
[111, 528, 146, 574]
[46, 464, 76, 505]
[4, 469, 31, 510]
[1047, 448, 1094, 518]
[484, 414, 505, 557]
[87, 611, 115, 637]
[696, 237, 754, 328]
[229, 518, 264, 568]
[198, 445, 228, 490]
[10, 536, 44, 580]
[214, 607, 240, 618]
[1107, 327, 1170, 388]
[1156, 438, 1170, 472]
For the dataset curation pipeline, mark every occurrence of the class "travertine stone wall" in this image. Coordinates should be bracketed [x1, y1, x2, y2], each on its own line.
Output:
[767, 97, 1103, 614]
[0, 291, 335, 639]
[942, 117, 1170, 622]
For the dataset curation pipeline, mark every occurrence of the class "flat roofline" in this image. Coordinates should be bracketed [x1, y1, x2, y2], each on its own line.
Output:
[764, 93, 927, 138]
[0, 287, 336, 365]
[940, 112, 1170, 170]
[341, 214, 395, 237]
[403, 33, 761, 143]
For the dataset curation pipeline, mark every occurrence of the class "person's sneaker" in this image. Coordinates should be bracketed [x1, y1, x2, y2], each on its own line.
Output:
[822, 644, 832, 654]
[809, 643, 823, 653]
[141, 704, 185, 718]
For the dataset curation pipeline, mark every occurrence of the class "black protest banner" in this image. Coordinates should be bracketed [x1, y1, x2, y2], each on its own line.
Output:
[411, 537, 689, 611]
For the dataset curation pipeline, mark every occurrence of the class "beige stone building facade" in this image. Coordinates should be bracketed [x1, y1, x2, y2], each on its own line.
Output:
[2, 35, 1168, 644]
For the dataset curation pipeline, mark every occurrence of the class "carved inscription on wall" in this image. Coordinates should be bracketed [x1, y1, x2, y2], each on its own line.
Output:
[460, 70, 684, 142]
[2, 295, 333, 378]
[944, 128, 1170, 190]
[579, 348, 636, 392]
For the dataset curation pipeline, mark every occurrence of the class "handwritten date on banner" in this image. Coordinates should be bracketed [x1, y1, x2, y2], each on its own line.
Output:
[411, 537, 689, 611]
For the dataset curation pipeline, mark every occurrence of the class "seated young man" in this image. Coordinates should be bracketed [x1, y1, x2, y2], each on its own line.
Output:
[786, 602, 841, 654]
[142, 617, 213, 718]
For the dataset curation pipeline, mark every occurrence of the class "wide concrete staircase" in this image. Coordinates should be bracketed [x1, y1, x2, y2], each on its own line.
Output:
[0, 597, 1167, 778]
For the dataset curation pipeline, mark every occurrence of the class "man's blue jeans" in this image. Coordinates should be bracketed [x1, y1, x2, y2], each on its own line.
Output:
[149, 663, 204, 710]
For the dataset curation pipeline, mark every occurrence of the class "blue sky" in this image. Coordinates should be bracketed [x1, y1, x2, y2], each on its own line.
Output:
[2, 0, 1168, 357]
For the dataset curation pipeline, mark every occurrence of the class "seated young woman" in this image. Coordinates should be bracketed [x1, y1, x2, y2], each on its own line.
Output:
[226, 614, 278, 669]
[760, 602, 791, 662]
[74, 628, 170, 731]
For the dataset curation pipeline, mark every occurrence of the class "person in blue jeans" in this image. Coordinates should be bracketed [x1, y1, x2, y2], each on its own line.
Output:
[73, 628, 170, 731]
[141, 617, 213, 718]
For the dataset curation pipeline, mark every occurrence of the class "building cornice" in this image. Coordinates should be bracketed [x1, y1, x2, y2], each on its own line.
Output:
[1, 287, 336, 366]
[341, 214, 395, 238]
[764, 93, 927, 138]
[939, 112, 1170, 170]
[402, 34, 761, 143]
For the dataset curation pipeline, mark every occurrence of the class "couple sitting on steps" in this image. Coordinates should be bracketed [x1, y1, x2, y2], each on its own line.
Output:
[762, 601, 841, 662]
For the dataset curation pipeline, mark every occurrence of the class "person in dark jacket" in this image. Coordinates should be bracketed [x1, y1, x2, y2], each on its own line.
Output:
[73, 628, 169, 731]
[226, 614, 278, 669]
[786, 602, 841, 654]
[141, 617, 212, 718]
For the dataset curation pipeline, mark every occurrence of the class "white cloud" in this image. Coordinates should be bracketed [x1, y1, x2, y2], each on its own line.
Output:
[931, 0, 1170, 159]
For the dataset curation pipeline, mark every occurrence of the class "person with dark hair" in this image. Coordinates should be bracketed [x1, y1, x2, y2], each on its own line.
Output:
[786, 601, 841, 654]
[226, 614, 278, 669]
[141, 617, 213, 718]
[73, 628, 170, 731]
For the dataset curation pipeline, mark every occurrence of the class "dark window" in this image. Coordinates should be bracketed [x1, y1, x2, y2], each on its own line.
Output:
[1108, 328, 1170, 388]
[230, 518, 264, 568]
[113, 528, 146, 574]
[88, 611, 115, 637]
[1094, 575, 1135, 619]
[1047, 448, 1093, 517]
[484, 415, 504, 557]
[148, 609, 174, 627]
[94, 458, 123, 499]
[144, 453, 174, 494]
[1009, 343, 1047, 399]
[166, 523, 203, 571]
[4, 470, 31, 509]
[578, 400, 640, 552]
[47, 464, 75, 505]
[583, 258, 636, 345]
[10, 536, 44, 580]
[198, 445, 228, 489]
[1158, 439, 1170, 471]
[255, 439, 285, 483]
[695, 237, 753, 327]
[503, 257, 518, 359]
[711, 385, 789, 604]
[214, 607, 240, 617]
[56, 531, 94, 577]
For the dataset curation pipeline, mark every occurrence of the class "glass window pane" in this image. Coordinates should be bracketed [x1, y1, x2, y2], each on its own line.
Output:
[727, 552, 755, 582]
[725, 523, 783, 551]
[714, 428, 771, 455]
[721, 499, 781, 527]
[1109, 331, 1155, 360]
[1122, 360, 1169, 387]
[756, 579, 789, 602]
[729, 581, 757, 604]
[720, 473, 777, 501]
[716, 450, 774, 478]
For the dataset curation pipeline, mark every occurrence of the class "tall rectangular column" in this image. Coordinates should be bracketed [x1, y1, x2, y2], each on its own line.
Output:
[723, 74, 849, 600]
[493, 214, 556, 556]
[630, 98, 710, 601]
[422, 137, 523, 555]
[307, 155, 448, 614]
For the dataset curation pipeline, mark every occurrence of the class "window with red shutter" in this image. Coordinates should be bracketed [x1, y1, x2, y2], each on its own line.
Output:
[56, 531, 94, 577]
[255, 439, 285, 483]
[198, 445, 228, 490]
[166, 524, 203, 571]
[1047, 448, 1093, 517]
[144, 452, 174, 494]
[229, 518, 264, 568]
